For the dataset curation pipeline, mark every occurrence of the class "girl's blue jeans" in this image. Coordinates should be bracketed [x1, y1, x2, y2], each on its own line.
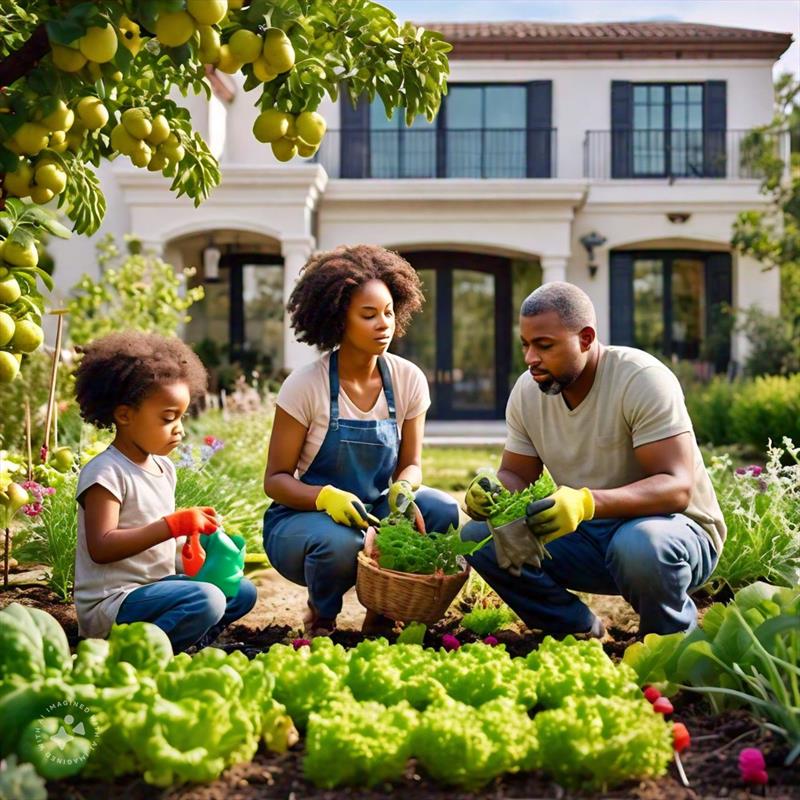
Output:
[115, 574, 258, 652]
[462, 513, 718, 635]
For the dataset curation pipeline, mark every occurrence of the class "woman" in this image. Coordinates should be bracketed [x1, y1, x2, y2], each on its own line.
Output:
[263, 244, 460, 636]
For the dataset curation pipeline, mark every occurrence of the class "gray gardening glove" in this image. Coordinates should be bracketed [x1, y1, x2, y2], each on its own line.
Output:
[489, 518, 547, 576]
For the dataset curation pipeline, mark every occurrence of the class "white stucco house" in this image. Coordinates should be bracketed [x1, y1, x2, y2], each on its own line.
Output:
[48, 21, 793, 419]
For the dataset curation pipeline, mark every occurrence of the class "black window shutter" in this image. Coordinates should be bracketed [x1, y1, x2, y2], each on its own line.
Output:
[703, 81, 726, 178]
[340, 95, 369, 178]
[526, 81, 552, 177]
[609, 251, 635, 345]
[611, 81, 633, 179]
[704, 252, 733, 371]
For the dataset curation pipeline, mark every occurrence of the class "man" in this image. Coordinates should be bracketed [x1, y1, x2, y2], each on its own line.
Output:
[463, 282, 724, 637]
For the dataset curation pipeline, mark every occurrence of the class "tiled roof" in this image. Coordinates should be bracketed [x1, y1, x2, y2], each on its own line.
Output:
[417, 21, 793, 61]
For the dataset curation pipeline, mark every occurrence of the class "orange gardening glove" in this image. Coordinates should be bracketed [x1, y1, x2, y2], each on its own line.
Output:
[164, 506, 218, 538]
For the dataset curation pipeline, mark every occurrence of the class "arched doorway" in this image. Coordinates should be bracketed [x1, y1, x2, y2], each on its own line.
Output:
[166, 229, 285, 390]
[391, 250, 542, 419]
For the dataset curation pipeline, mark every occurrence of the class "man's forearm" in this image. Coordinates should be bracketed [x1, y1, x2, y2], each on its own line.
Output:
[498, 467, 541, 493]
[591, 474, 691, 519]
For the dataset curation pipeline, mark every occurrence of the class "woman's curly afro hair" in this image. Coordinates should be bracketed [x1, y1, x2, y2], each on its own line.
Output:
[287, 244, 424, 351]
[74, 331, 208, 430]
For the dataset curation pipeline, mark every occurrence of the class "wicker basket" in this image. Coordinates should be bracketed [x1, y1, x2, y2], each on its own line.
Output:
[356, 550, 470, 626]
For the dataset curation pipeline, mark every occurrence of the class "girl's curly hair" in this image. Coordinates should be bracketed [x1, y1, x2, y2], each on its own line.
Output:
[74, 331, 207, 429]
[287, 244, 424, 350]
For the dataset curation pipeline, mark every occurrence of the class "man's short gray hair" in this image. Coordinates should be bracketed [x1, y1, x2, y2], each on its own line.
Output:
[520, 281, 596, 331]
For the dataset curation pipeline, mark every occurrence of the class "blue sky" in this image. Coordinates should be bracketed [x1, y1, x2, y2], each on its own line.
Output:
[382, 0, 800, 78]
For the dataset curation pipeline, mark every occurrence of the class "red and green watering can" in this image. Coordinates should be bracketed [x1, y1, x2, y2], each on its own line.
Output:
[181, 525, 246, 598]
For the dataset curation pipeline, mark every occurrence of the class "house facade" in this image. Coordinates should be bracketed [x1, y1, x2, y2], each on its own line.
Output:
[48, 21, 793, 419]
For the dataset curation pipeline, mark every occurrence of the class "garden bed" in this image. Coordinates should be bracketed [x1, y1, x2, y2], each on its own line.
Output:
[2, 579, 797, 800]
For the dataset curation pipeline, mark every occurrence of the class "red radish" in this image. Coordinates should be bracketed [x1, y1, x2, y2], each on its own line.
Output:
[652, 697, 674, 715]
[672, 722, 691, 752]
[643, 686, 661, 703]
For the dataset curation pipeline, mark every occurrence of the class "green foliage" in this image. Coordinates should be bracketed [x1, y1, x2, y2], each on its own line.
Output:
[728, 374, 800, 450]
[623, 581, 800, 763]
[684, 375, 738, 445]
[0, 349, 80, 452]
[488, 469, 556, 526]
[374, 515, 487, 575]
[732, 74, 800, 362]
[737, 305, 800, 377]
[0, 753, 47, 800]
[460, 604, 516, 636]
[65, 234, 204, 345]
[12, 473, 78, 601]
[705, 440, 800, 594]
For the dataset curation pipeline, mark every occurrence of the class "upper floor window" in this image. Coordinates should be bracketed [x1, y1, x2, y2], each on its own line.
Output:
[632, 83, 704, 177]
[338, 82, 554, 179]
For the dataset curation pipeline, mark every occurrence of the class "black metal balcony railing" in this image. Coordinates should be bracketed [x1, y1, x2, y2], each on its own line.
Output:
[313, 128, 557, 179]
[583, 128, 791, 180]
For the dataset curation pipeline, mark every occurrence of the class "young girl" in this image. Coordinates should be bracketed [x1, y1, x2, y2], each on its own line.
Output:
[263, 244, 460, 636]
[73, 331, 257, 651]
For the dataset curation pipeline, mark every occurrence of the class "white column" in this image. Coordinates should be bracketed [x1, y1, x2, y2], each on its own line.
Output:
[540, 256, 568, 284]
[281, 237, 317, 371]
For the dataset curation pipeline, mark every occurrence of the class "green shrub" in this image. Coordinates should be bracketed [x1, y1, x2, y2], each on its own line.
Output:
[729, 373, 800, 450]
[685, 376, 738, 445]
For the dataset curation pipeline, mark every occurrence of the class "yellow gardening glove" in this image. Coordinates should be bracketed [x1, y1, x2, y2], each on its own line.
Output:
[316, 485, 380, 529]
[525, 486, 595, 544]
[464, 470, 503, 521]
[388, 479, 425, 532]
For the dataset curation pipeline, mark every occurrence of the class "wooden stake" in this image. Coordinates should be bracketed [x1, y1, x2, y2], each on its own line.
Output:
[3, 527, 9, 590]
[24, 399, 32, 481]
[42, 310, 67, 463]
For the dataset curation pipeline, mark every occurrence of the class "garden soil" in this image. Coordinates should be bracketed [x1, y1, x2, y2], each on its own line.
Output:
[2, 573, 798, 800]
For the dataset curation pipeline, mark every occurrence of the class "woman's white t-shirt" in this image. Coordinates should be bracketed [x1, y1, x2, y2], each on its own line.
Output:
[276, 351, 430, 478]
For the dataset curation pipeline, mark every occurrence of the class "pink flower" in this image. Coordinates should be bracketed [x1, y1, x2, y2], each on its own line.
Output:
[739, 748, 768, 785]
[291, 638, 311, 650]
[203, 436, 225, 452]
[441, 634, 461, 651]
[746, 465, 763, 477]
[483, 635, 499, 646]
[22, 502, 43, 518]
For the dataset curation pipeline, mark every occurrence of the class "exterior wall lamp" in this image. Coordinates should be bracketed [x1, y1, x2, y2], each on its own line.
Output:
[580, 231, 607, 278]
[203, 244, 222, 282]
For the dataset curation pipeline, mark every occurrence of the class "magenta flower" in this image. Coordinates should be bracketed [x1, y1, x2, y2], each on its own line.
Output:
[19, 481, 55, 518]
[291, 638, 311, 650]
[738, 748, 768, 785]
[483, 635, 499, 646]
[441, 634, 461, 651]
[747, 465, 763, 477]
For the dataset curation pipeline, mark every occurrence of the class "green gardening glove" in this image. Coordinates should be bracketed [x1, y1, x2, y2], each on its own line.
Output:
[464, 470, 503, 521]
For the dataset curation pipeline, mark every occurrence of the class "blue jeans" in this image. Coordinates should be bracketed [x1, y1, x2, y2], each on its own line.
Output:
[462, 514, 717, 635]
[116, 575, 258, 653]
[264, 486, 460, 619]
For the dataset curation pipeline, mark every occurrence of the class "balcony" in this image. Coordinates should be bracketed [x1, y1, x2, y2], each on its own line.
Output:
[583, 128, 791, 180]
[314, 128, 557, 179]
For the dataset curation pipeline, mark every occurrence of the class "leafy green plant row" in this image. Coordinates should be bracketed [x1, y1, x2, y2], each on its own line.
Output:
[1, 602, 675, 792]
[623, 581, 800, 764]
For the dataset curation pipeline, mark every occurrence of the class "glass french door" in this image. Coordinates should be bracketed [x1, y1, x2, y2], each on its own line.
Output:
[390, 252, 511, 419]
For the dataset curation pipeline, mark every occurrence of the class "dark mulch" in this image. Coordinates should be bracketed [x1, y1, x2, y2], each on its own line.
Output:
[3, 585, 798, 800]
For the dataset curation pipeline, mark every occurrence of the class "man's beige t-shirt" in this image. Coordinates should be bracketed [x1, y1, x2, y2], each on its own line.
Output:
[74, 446, 177, 638]
[277, 351, 430, 478]
[505, 346, 726, 553]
